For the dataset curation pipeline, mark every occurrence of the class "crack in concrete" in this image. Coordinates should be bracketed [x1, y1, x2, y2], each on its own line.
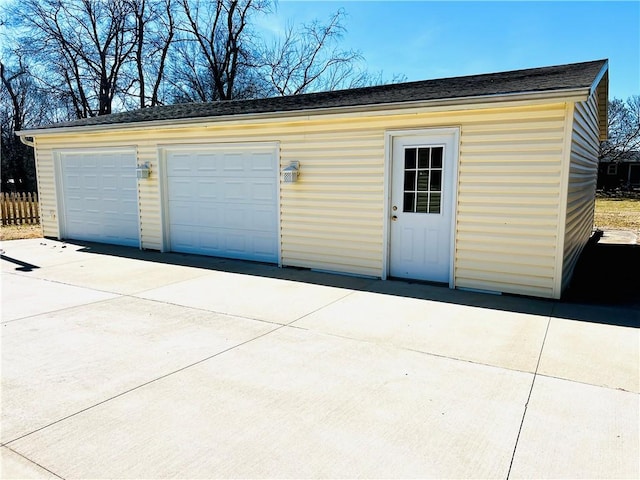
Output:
[2, 445, 66, 479]
[506, 312, 553, 479]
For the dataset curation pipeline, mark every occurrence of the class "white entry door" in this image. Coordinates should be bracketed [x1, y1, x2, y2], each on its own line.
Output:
[389, 131, 457, 283]
[59, 149, 139, 247]
[165, 143, 279, 263]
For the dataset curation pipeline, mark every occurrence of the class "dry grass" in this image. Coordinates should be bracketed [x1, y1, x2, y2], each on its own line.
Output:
[0, 223, 43, 241]
[594, 198, 640, 232]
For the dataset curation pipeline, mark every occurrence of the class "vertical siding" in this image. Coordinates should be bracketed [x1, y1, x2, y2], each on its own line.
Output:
[31, 101, 569, 297]
[562, 94, 600, 292]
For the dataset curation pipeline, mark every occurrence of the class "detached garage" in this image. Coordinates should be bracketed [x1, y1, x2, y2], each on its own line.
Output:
[17, 59, 609, 299]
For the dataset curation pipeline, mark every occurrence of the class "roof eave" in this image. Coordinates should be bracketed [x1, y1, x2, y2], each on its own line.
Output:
[590, 61, 609, 141]
[16, 87, 591, 137]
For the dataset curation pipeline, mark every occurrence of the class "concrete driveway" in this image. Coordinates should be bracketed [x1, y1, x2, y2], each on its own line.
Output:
[1, 238, 638, 479]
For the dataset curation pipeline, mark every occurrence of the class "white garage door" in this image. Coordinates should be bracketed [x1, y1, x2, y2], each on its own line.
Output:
[165, 143, 279, 263]
[59, 149, 139, 247]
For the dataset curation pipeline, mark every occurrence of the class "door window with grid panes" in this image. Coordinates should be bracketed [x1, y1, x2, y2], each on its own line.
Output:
[402, 146, 443, 214]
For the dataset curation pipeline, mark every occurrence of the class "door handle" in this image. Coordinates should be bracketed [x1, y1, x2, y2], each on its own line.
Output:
[391, 215, 398, 221]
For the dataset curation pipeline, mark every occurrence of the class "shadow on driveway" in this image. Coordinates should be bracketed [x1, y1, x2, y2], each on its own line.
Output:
[12, 237, 640, 329]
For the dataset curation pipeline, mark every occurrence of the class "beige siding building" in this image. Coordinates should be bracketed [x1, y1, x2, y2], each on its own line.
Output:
[18, 60, 608, 299]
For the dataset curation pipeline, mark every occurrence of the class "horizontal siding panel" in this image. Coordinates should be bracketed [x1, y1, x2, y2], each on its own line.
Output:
[460, 164, 561, 174]
[290, 173, 383, 183]
[462, 143, 563, 154]
[457, 193, 557, 206]
[458, 173, 562, 185]
[456, 249, 555, 268]
[463, 119, 566, 133]
[456, 277, 554, 298]
[460, 150, 563, 161]
[458, 214, 558, 231]
[462, 128, 564, 142]
[33, 144, 58, 238]
[282, 248, 381, 270]
[455, 103, 566, 296]
[457, 258, 555, 278]
[457, 229, 556, 244]
[281, 216, 380, 230]
[280, 197, 381, 211]
[278, 126, 384, 277]
[461, 184, 560, 196]
[284, 237, 380, 256]
[456, 246, 556, 265]
[455, 269, 554, 289]
[281, 149, 383, 159]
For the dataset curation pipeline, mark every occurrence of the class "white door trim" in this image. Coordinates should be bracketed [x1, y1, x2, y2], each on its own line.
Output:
[54, 146, 141, 248]
[383, 128, 460, 287]
[158, 141, 281, 265]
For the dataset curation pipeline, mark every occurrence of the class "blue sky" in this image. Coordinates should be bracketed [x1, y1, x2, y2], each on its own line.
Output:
[264, 1, 639, 100]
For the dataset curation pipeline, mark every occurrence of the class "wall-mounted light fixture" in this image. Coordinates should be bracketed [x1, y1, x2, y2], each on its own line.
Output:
[136, 162, 150, 179]
[282, 161, 300, 183]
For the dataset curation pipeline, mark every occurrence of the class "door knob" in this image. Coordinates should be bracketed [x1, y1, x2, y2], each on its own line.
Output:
[391, 215, 398, 221]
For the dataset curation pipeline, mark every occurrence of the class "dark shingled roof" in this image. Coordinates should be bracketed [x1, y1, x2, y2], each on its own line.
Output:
[25, 59, 607, 132]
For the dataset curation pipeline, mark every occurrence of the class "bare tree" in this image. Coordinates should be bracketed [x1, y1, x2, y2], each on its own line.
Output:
[259, 9, 366, 96]
[0, 56, 42, 191]
[14, 0, 137, 118]
[6, 0, 403, 113]
[600, 96, 640, 162]
[176, 0, 270, 101]
[129, 0, 175, 108]
[166, 39, 217, 103]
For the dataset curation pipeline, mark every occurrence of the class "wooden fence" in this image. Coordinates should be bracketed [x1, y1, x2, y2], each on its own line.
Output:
[1, 192, 40, 225]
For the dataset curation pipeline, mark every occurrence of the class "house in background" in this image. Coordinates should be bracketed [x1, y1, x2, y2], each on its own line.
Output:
[17, 59, 608, 299]
[598, 150, 640, 191]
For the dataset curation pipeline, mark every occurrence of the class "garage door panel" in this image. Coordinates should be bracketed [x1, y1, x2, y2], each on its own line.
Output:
[170, 202, 224, 228]
[101, 199, 120, 215]
[223, 153, 244, 172]
[102, 175, 118, 189]
[170, 229, 197, 250]
[169, 178, 199, 201]
[60, 150, 139, 247]
[197, 206, 222, 226]
[196, 179, 219, 200]
[251, 152, 275, 172]
[83, 197, 102, 213]
[251, 180, 276, 202]
[82, 157, 97, 168]
[172, 227, 276, 263]
[166, 156, 194, 176]
[169, 201, 200, 226]
[253, 206, 278, 230]
[222, 180, 248, 201]
[198, 231, 221, 254]
[224, 232, 247, 254]
[83, 174, 98, 189]
[222, 206, 250, 229]
[166, 144, 278, 262]
[196, 153, 218, 171]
